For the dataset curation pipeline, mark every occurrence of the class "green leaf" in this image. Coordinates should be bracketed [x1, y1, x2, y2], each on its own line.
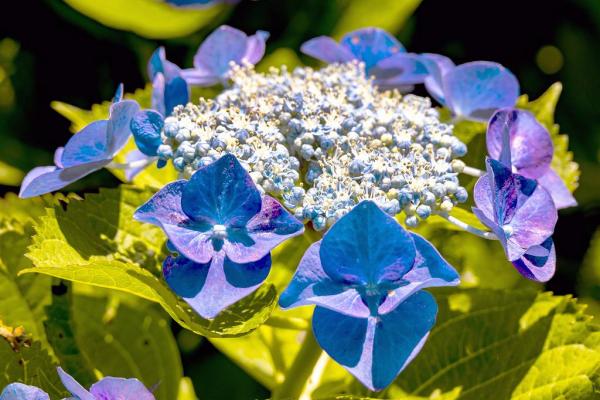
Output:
[177, 377, 199, 400]
[0, 219, 53, 354]
[579, 228, 600, 301]
[0, 160, 23, 186]
[384, 289, 600, 400]
[22, 186, 277, 338]
[0, 340, 66, 398]
[62, 0, 227, 39]
[517, 82, 580, 193]
[51, 85, 179, 189]
[333, 0, 422, 38]
[70, 289, 183, 400]
[43, 283, 96, 388]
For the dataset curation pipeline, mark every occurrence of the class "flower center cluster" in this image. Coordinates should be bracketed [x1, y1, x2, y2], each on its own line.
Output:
[157, 62, 467, 230]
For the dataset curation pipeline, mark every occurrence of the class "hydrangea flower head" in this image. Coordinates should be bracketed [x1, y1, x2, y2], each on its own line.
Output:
[158, 62, 469, 230]
[473, 158, 557, 282]
[19, 93, 139, 198]
[301, 27, 427, 88]
[0, 383, 49, 400]
[280, 200, 459, 390]
[486, 108, 577, 209]
[58, 367, 155, 400]
[182, 25, 269, 86]
[135, 153, 304, 317]
[421, 56, 519, 122]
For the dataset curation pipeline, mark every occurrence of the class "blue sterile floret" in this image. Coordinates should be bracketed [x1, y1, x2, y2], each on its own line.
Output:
[280, 200, 460, 391]
[134, 154, 304, 318]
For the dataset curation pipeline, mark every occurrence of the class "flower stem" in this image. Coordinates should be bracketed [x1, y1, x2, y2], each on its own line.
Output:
[271, 325, 324, 400]
[436, 212, 498, 240]
[461, 165, 486, 177]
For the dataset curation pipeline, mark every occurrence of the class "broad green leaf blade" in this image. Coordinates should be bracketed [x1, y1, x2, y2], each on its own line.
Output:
[387, 289, 600, 400]
[333, 0, 422, 38]
[63, 0, 227, 39]
[71, 290, 182, 400]
[43, 282, 96, 388]
[0, 160, 23, 186]
[23, 186, 277, 337]
[517, 82, 580, 194]
[51, 85, 178, 189]
[0, 340, 66, 398]
[0, 219, 53, 353]
[178, 377, 198, 400]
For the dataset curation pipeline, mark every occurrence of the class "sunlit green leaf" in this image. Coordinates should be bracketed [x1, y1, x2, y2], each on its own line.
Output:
[63, 0, 227, 39]
[0, 160, 23, 186]
[22, 186, 277, 338]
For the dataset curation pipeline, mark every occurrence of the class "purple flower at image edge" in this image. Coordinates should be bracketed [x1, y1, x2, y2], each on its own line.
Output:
[164, 0, 239, 8]
[57, 367, 155, 400]
[19, 88, 139, 198]
[0, 383, 49, 400]
[280, 201, 460, 391]
[134, 154, 304, 319]
[420, 54, 520, 122]
[486, 108, 577, 209]
[182, 25, 269, 87]
[473, 158, 557, 282]
[301, 27, 428, 89]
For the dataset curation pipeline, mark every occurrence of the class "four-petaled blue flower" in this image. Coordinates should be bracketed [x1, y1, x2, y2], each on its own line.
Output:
[420, 54, 520, 122]
[486, 108, 577, 209]
[19, 89, 139, 198]
[301, 27, 428, 89]
[182, 25, 269, 87]
[134, 154, 304, 318]
[473, 158, 557, 282]
[0, 368, 155, 400]
[280, 201, 460, 391]
[129, 47, 190, 175]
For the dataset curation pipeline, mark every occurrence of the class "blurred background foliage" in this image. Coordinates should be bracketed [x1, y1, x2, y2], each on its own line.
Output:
[0, 0, 599, 398]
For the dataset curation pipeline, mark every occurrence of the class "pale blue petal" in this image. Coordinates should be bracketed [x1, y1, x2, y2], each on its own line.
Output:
[420, 53, 455, 105]
[0, 383, 49, 400]
[371, 53, 428, 88]
[243, 31, 269, 64]
[107, 99, 140, 155]
[511, 237, 556, 282]
[443, 61, 519, 121]
[537, 168, 578, 209]
[313, 291, 437, 391]
[19, 161, 109, 199]
[193, 25, 249, 78]
[320, 201, 416, 286]
[61, 120, 110, 168]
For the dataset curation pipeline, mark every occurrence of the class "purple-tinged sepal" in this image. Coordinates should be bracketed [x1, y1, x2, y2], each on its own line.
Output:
[473, 158, 557, 282]
[486, 108, 577, 209]
[280, 201, 458, 390]
[0, 383, 49, 400]
[148, 47, 189, 116]
[182, 25, 269, 86]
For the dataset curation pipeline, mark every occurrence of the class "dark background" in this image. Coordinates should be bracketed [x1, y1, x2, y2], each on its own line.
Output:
[1, 0, 599, 398]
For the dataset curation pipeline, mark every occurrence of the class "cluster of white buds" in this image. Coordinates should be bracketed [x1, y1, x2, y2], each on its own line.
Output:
[157, 62, 468, 230]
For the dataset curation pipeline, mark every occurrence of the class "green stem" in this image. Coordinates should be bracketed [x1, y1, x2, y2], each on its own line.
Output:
[271, 325, 324, 400]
